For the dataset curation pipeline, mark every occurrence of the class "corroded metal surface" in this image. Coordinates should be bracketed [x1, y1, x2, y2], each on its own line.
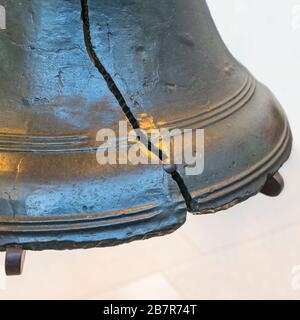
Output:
[0, 0, 292, 251]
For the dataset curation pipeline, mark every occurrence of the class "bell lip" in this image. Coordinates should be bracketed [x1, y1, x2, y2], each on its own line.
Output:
[0, 128, 292, 251]
[0, 133, 292, 252]
[188, 126, 293, 215]
[0, 223, 185, 252]
[0, 204, 187, 251]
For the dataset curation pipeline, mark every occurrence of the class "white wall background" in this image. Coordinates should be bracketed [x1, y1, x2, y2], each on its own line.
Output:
[209, 0, 300, 141]
[0, 0, 299, 300]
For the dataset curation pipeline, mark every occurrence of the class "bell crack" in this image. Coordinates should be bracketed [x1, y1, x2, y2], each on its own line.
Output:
[172, 172, 197, 212]
[81, 0, 139, 130]
[80, 0, 195, 212]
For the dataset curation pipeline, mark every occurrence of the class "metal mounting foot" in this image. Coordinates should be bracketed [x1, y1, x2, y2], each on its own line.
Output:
[5, 247, 26, 276]
[261, 172, 284, 197]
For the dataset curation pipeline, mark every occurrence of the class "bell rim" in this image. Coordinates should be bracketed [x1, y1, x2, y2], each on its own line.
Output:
[190, 125, 292, 214]
[0, 126, 292, 251]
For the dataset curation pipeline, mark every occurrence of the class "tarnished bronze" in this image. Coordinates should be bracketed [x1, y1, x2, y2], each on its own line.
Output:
[0, 0, 292, 259]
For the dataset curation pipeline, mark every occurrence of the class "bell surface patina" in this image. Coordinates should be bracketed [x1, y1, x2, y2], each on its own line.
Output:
[0, 0, 292, 256]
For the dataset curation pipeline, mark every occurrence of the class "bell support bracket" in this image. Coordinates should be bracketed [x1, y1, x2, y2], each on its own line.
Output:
[5, 247, 26, 276]
[260, 172, 284, 197]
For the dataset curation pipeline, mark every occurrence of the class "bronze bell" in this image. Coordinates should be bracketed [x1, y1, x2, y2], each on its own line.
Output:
[0, 0, 292, 275]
